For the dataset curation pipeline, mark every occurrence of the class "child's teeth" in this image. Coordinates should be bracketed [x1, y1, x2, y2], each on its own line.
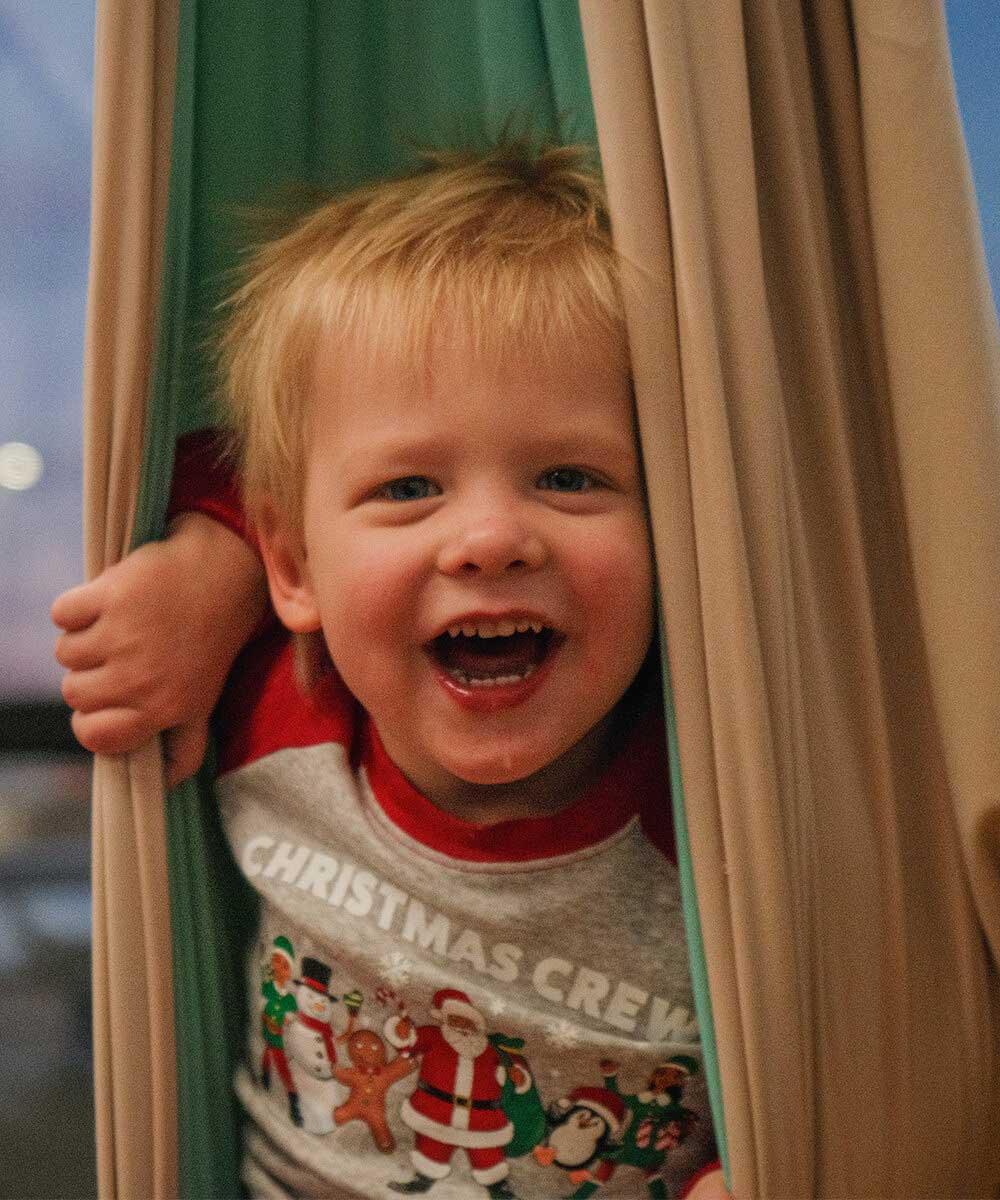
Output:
[449, 664, 537, 688]
[444, 619, 548, 638]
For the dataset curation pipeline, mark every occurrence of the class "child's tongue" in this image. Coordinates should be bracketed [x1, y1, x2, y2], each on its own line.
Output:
[434, 630, 543, 679]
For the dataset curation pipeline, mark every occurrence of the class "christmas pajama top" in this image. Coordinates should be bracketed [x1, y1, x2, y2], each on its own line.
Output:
[213, 628, 717, 1200]
[170, 432, 719, 1199]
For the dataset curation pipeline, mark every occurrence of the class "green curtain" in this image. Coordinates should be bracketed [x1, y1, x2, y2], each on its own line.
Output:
[134, 4, 720, 1196]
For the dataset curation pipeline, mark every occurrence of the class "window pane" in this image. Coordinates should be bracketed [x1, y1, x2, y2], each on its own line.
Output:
[0, 2, 94, 699]
[946, 0, 1000, 311]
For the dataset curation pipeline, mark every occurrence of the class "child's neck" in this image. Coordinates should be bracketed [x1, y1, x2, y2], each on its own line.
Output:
[404, 711, 619, 826]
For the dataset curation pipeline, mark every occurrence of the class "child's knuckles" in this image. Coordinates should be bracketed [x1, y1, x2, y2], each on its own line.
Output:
[51, 583, 96, 629]
[63, 672, 127, 715]
[70, 710, 109, 754]
[55, 633, 99, 671]
[60, 671, 85, 709]
[50, 593, 72, 628]
[53, 633, 74, 668]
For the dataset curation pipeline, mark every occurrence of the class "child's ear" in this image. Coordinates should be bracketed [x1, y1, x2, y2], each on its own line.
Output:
[255, 502, 322, 633]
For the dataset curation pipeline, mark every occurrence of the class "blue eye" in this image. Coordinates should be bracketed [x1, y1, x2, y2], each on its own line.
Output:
[538, 467, 595, 493]
[377, 476, 440, 502]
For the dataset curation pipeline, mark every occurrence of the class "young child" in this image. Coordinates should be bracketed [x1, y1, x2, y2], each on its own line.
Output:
[54, 142, 728, 1200]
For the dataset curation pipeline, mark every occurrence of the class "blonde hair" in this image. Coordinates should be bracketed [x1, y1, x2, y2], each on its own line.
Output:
[217, 137, 627, 534]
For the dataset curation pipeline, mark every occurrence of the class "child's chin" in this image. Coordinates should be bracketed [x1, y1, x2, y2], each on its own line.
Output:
[446, 748, 547, 788]
[450, 761, 538, 787]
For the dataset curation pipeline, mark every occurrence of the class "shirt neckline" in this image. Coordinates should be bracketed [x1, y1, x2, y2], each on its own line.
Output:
[357, 708, 665, 864]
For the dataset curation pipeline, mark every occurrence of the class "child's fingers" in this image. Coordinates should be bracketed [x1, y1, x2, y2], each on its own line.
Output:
[60, 663, 156, 718]
[70, 706, 157, 757]
[54, 626, 107, 671]
[50, 581, 104, 631]
[61, 664, 114, 713]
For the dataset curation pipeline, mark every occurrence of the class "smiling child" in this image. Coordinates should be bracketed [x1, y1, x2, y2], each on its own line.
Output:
[54, 140, 727, 1200]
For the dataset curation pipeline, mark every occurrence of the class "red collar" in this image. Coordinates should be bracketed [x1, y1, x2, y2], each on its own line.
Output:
[359, 708, 669, 864]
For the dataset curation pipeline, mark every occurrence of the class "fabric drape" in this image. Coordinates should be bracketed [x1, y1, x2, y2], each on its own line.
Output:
[86, 0, 1000, 1196]
[84, 3, 179, 1199]
[87, 3, 613, 1197]
[579, 2, 1000, 1197]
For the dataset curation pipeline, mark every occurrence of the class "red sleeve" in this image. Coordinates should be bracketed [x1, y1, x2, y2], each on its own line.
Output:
[213, 625, 358, 776]
[167, 428, 257, 549]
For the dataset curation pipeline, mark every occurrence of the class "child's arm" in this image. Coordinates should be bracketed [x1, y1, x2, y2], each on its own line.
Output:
[53, 511, 268, 786]
[52, 431, 269, 786]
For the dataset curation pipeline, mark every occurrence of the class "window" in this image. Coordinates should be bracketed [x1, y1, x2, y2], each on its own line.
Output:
[946, 0, 1000, 310]
[1, 3, 93, 707]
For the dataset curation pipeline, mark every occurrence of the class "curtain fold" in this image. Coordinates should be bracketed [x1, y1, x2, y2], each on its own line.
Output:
[580, 2, 1000, 1197]
[84, 3, 179, 1199]
[88, 3, 603, 1196]
[852, 0, 1000, 959]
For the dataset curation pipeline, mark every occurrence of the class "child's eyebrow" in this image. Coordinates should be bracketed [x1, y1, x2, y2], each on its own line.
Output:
[518, 430, 637, 463]
[340, 430, 637, 471]
[334, 432, 450, 467]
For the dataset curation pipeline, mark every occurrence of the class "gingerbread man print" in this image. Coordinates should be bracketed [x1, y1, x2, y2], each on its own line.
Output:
[333, 1028, 417, 1152]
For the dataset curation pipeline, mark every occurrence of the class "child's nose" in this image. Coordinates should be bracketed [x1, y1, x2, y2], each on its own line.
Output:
[437, 512, 546, 577]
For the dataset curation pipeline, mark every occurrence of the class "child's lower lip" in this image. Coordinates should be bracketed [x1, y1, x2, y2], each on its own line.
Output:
[428, 643, 559, 713]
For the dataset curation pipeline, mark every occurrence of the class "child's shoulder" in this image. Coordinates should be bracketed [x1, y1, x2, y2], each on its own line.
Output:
[214, 626, 357, 776]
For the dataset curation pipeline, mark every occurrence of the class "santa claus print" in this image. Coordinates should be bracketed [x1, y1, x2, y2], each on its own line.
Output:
[385, 988, 521, 1199]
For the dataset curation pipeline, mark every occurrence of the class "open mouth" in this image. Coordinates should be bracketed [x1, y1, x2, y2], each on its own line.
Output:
[426, 618, 561, 689]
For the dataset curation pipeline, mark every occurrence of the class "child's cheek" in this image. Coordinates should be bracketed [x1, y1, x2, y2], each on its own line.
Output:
[575, 522, 654, 611]
[331, 538, 420, 636]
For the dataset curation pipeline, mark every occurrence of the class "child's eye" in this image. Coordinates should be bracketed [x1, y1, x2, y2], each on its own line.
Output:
[537, 467, 597, 493]
[375, 476, 441, 502]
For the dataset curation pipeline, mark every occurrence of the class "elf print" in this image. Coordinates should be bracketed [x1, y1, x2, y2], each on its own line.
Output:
[259, 935, 302, 1127]
[555, 1056, 701, 1199]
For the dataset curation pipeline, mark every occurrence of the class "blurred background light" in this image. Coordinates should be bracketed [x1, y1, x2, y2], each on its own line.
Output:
[0, 441, 43, 491]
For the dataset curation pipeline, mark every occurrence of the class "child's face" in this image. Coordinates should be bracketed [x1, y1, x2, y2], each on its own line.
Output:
[263, 328, 654, 810]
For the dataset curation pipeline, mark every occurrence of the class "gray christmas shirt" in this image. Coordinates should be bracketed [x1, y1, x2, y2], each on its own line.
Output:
[213, 633, 716, 1200]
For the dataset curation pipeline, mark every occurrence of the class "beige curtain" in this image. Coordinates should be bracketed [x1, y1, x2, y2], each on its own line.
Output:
[579, 2, 1000, 1197]
[84, 2, 179, 1197]
[85, 0, 1000, 1196]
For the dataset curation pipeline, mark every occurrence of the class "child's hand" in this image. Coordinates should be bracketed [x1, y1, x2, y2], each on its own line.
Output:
[52, 512, 268, 786]
[684, 1167, 732, 1200]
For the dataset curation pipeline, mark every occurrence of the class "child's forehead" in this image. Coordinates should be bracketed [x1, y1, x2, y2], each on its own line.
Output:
[305, 330, 639, 480]
[310, 323, 633, 429]
[312, 312, 630, 395]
